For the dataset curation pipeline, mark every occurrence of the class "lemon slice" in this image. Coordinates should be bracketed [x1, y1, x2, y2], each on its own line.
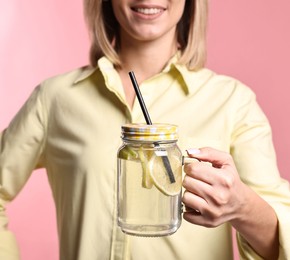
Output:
[138, 147, 154, 189]
[148, 154, 182, 196]
[119, 146, 138, 160]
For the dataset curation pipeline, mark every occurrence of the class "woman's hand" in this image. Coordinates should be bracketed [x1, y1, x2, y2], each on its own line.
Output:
[182, 147, 279, 260]
[182, 147, 247, 227]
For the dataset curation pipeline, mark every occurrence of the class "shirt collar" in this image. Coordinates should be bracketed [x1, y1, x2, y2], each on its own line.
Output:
[162, 52, 214, 95]
[73, 54, 214, 96]
[73, 66, 97, 84]
[73, 56, 118, 85]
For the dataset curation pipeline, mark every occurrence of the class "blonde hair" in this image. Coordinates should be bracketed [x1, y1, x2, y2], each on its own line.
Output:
[84, 0, 208, 70]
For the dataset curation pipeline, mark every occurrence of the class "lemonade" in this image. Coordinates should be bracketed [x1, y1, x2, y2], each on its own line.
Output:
[117, 126, 183, 237]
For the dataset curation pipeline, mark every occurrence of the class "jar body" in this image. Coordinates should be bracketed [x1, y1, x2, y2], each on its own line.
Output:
[117, 139, 183, 237]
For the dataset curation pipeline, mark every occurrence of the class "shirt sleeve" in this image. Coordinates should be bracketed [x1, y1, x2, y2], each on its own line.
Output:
[230, 86, 290, 259]
[0, 85, 47, 259]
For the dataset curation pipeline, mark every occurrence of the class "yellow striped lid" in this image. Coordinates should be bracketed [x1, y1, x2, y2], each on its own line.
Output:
[121, 123, 178, 141]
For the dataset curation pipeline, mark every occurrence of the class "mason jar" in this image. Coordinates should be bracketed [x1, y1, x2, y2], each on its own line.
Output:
[117, 123, 183, 237]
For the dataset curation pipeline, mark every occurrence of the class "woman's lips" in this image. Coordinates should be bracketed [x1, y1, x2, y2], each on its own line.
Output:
[131, 5, 166, 19]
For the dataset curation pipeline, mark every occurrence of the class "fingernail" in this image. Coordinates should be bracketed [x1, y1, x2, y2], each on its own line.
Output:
[186, 148, 201, 155]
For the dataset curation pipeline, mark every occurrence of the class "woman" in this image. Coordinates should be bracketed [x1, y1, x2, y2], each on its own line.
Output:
[1, 0, 289, 259]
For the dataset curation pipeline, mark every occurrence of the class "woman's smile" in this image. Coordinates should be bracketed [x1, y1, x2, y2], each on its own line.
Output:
[112, 0, 185, 42]
[131, 5, 165, 19]
[132, 7, 164, 15]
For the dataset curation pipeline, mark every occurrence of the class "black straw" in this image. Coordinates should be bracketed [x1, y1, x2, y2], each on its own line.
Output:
[128, 71, 152, 125]
[128, 71, 176, 184]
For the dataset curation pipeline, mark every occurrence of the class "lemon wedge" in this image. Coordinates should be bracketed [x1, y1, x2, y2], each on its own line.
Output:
[138, 147, 154, 189]
[119, 146, 138, 160]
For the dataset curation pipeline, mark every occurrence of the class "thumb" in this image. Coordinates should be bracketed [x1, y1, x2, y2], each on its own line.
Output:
[186, 147, 234, 168]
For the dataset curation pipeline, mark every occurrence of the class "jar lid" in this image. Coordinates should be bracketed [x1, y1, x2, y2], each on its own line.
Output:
[121, 123, 178, 141]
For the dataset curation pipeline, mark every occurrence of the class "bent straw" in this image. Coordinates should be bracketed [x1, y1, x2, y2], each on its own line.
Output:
[128, 71, 175, 183]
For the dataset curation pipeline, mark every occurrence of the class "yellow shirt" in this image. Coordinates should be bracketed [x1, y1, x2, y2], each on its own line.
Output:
[1, 56, 290, 260]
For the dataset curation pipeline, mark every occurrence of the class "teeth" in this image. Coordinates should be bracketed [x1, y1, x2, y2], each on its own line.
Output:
[135, 8, 162, 15]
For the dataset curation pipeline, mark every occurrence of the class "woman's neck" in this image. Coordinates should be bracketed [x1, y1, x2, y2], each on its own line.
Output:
[117, 35, 178, 83]
[116, 30, 179, 108]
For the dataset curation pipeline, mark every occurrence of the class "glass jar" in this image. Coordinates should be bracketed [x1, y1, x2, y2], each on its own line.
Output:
[117, 123, 183, 237]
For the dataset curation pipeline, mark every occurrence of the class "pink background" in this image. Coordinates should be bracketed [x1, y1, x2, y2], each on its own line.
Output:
[0, 1, 289, 259]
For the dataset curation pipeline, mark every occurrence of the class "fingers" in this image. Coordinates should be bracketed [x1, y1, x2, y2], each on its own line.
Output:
[184, 147, 238, 188]
[187, 147, 234, 169]
[183, 174, 213, 201]
[182, 191, 223, 228]
[182, 190, 207, 214]
[182, 147, 240, 228]
[182, 188, 231, 228]
[183, 161, 217, 185]
[184, 206, 201, 215]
